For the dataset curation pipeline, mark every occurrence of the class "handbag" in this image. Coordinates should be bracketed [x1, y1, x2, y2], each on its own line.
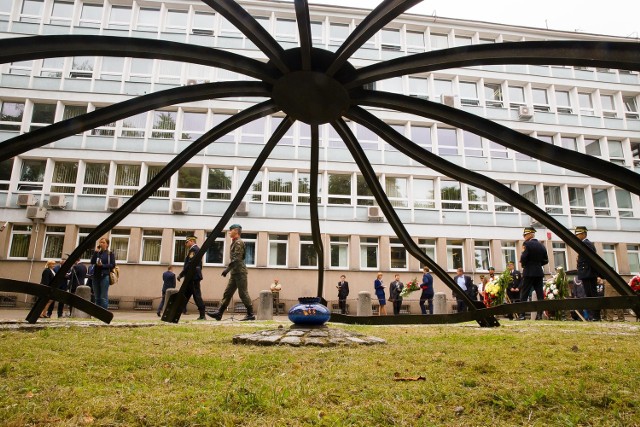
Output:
[109, 266, 119, 286]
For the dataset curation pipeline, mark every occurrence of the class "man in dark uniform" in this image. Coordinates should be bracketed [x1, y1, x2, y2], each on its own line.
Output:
[453, 267, 474, 312]
[177, 236, 206, 320]
[518, 226, 548, 320]
[337, 274, 349, 314]
[207, 224, 255, 321]
[506, 261, 522, 319]
[575, 226, 600, 321]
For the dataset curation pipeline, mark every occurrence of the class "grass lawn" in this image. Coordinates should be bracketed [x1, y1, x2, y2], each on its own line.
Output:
[0, 320, 638, 426]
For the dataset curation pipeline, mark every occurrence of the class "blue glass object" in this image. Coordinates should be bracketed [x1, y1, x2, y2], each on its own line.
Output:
[288, 297, 331, 326]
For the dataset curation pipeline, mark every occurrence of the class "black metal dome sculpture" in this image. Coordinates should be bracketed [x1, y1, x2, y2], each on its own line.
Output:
[1, 0, 639, 325]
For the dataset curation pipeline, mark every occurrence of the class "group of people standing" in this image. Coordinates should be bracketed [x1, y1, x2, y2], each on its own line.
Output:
[39, 254, 88, 318]
[365, 267, 435, 316]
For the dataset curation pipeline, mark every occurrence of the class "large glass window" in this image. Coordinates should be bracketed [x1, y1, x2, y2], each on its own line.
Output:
[0, 101, 25, 131]
[299, 235, 317, 267]
[20, 0, 43, 23]
[50, 1, 73, 26]
[100, 57, 124, 81]
[390, 238, 407, 269]
[192, 11, 214, 35]
[79, 3, 102, 28]
[173, 230, 194, 263]
[297, 173, 321, 204]
[76, 227, 95, 261]
[268, 171, 293, 203]
[110, 229, 130, 262]
[330, 236, 349, 269]
[430, 33, 448, 50]
[40, 57, 64, 78]
[418, 238, 436, 268]
[468, 185, 488, 211]
[474, 240, 491, 271]
[532, 87, 550, 112]
[9, 225, 32, 258]
[51, 161, 78, 194]
[602, 244, 617, 270]
[555, 90, 572, 114]
[151, 111, 176, 139]
[568, 187, 587, 215]
[385, 177, 407, 208]
[30, 103, 56, 131]
[508, 85, 525, 108]
[608, 140, 625, 165]
[627, 244, 640, 274]
[446, 239, 464, 271]
[69, 56, 94, 79]
[328, 173, 351, 205]
[205, 232, 225, 265]
[440, 180, 462, 210]
[410, 125, 431, 151]
[181, 112, 207, 141]
[407, 30, 425, 53]
[207, 168, 232, 200]
[177, 167, 202, 199]
[360, 237, 379, 270]
[462, 131, 483, 157]
[147, 165, 170, 198]
[141, 229, 162, 263]
[18, 159, 46, 191]
[121, 112, 147, 138]
[459, 81, 479, 106]
[114, 164, 141, 196]
[578, 92, 594, 116]
[0, 158, 13, 191]
[501, 241, 517, 266]
[268, 234, 288, 267]
[43, 226, 65, 259]
[484, 83, 503, 108]
[591, 188, 610, 216]
[518, 183, 538, 204]
[600, 94, 616, 118]
[615, 189, 633, 218]
[137, 8, 160, 32]
[584, 138, 601, 157]
[243, 233, 257, 266]
[623, 95, 639, 119]
[437, 127, 458, 155]
[356, 175, 375, 206]
[543, 185, 563, 214]
[108, 5, 131, 30]
[238, 170, 262, 202]
[166, 9, 188, 33]
[408, 77, 428, 99]
[552, 242, 567, 270]
[413, 178, 435, 209]
[494, 182, 514, 212]
[240, 117, 266, 144]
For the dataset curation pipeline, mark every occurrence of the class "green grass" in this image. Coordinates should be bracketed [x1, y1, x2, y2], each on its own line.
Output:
[0, 320, 638, 426]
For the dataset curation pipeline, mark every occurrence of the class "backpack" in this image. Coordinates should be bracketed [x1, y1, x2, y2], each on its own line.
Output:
[109, 266, 119, 286]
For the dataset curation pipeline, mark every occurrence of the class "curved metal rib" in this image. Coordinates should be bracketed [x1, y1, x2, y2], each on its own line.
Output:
[45, 101, 280, 309]
[326, 0, 423, 77]
[346, 41, 640, 88]
[201, 0, 289, 74]
[331, 119, 493, 323]
[163, 116, 294, 323]
[352, 91, 640, 196]
[309, 124, 325, 299]
[0, 81, 271, 162]
[0, 35, 277, 83]
[294, 0, 313, 70]
[346, 106, 634, 297]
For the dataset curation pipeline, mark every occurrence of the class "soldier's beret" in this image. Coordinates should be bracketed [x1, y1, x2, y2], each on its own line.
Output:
[229, 224, 242, 231]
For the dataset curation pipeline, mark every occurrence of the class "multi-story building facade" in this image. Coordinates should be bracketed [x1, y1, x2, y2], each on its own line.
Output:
[0, 0, 639, 313]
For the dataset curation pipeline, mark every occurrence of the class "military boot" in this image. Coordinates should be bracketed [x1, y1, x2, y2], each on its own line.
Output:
[239, 306, 255, 321]
[206, 306, 226, 321]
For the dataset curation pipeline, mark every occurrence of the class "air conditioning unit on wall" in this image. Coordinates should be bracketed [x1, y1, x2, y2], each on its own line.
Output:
[441, 94, 455, 107]
[518, 105, 533, 120]
[368, 206, 383, 221]
[47, 194, 67, 209]
[171, 200, 188, 214]
[17, 194, 37, 206]
[107, 197, 122, 211]
[26, 206, 47, 220]
[236, 201, 249, 216]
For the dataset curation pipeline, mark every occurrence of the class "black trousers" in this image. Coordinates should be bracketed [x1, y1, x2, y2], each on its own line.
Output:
[183, 280, 205, 314]
[581, 277, 601, 320]
[392, 299, 402, 315]
[47, 281, 68, 317]
[338, 298, 347, 314]
[519, 276, 544, 319]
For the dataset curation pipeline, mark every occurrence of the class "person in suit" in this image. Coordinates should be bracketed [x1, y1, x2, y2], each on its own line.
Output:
[419, 267, 434, 314]
[518, 226, 549, 320]
[177, 236, 206, 320]
[157, 265, 176, 317]
[453, 267, 474, 312]
[68, 258, 87, 294]
[374, 272, 387, 316]
[575, 226, 600, 321]
[336, 275, 349, 314]
[506, 261, 522, 319]
[389, 274, 404, 316]
[39, 260, 57, 318]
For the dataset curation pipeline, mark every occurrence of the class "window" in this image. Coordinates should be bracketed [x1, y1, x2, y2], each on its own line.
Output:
[330, 236, 349, 268]
[518, 183, 538, 204]
[385, 177, 407, 208]
[433, 79, 453, 102]
[501, 241, 517, 266]
[543, 185, 563, 214]
[157, 60, 181, 84]
[238, 170, 262, 202]
[623, 95, 639, 119]
[121, 112, 147, 138]
[240, 117, 266, 144]
[440, 180, 462, 210]
[108, 5, 131, 30]
[177, 167, 202, 199]
[18, 159, 46, 191]
[474, 240, 491, 271]
[110, 229, 129, 262]
[591, 188, 610, 216]
[20, 0, 43, 23]
[418, 238, 436, 268]
[151, 111, 177, 139]
[430, 33, 448, 50]
[100, 57, 124, 81]
[146, 165, 170, 198]
[600, 94, 617, 118]
[83, 163, 109, 195]
[632, 142, 640, 166]
[191, 11, 214, 35]
[446, 239, 464, 270]
[137, 8, 160, 32]
[267, 171, 293, 203]
[615, 189, 633, 218]
[568, 187, 587, 215]
[462, 131, 483, 157]
[489, 141, 508, 159]
[141, 229, 163, 263]
[387, 238, 407, 269]
[406, 30, 425, 53]
[76, 227, 95, 260]
[207, 168, 232, 200]
[410, 125, 431, 151]
[468, 185, 488, 211]
[584, 138, 601, 157]
[129, 58, 152, 82]
[484, 83, 503, 108]
[310, 20, 323, 45]
[9, 60, 33, 76]
[243, 233, 257, 266]
[40, 57, 64, 78]
[0, 101, 25, 131]
[532, 88, 550, 112]
[166, 9, 188, 33]
[114, 164, 140, 196]
[437, 127, 458, 155]
[494, 182, 514, 212]
[459, 81, 479, 106]
[329, 22, 349, 48]
[413, 178, 435, 209]
[9, 225, 32, 258]
[328, 173, 351, 205]
[63, 105, 87, 122]
[79, 3, 102, 28]
[42, 226, 65, 259]
[381, 28, 401, 51]
[271, 117, 294, 145]
[30, 103, 56, 131]
[627, 244, 640, 274]
[454, 35, 472, 47]
[69, 56, 94, 79]
[355, 124, 379, 150]
[173, 230, 194, 263]
[356, 175, 375, 206]
[608, 140, 625, 165]
[552, 243, 567, 270]
[578, 92, 594, 116]
[50, 1, 73, 26]
[296, 172, 321, 204]
[205, 232, 225, 265]
[268, 234, 288, 267]
[181, 111, 207, 141]
[0, 0, 12, 15]
[602, 244, 617, 270]
[508, 85, 525, 108]
[360, 237, 379, 269]
[0, 158, 13, 191]
[299, 235, 317, 267]
[50, 161, 78, 194]
[555, 90, 572, 114]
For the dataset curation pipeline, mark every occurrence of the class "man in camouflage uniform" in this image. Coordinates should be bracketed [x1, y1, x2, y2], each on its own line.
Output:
[207, 224, 255, 321]
[177, 236, 207, 320]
